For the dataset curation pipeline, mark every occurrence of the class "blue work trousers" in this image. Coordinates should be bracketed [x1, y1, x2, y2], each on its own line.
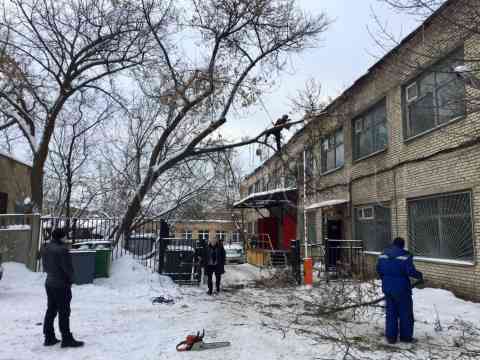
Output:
[385, 293, 414, 342]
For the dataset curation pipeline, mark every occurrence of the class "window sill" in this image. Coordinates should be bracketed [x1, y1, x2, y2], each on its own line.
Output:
[353, 148, 388, 163]
[320, 165, 344, 176]
[404, 115, 466, 143]
[364, 251, 381, 256]
[413, 256, 475, 267]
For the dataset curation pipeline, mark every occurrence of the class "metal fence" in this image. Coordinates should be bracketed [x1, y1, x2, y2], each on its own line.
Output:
[37, 217, 205, 285]
[324, 239, 365, 280]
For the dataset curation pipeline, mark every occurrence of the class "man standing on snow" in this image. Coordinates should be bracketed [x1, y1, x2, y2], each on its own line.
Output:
[377, 237, 423, 344]
[204, 237, 226, 295]
[42, 228, 84, 348]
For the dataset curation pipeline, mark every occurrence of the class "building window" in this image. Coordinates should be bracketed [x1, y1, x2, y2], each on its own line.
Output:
[182, 230, 192, 240]
[321, 128, 344, 172]
[404, 48, 465, 139]
[198, 230, 209, 242]
[0, 192, 7, 214]
[231, 231, 240, 242]
[248, 185, 254, 195]
[408, 192, 473, 261]
[305, 146, 315, 177]
[254, 180, 261, 193]
[355, 204, 392, 252]
[284, 158, 299, 188]
[216, 230, 226, 242]
[353, 101, 387, 160]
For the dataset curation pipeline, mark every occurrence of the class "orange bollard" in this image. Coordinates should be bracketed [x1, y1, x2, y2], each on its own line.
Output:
[303, 257, 313, 287]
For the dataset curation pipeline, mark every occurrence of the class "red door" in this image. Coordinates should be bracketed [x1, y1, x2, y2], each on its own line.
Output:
[282, 213, 297, 250]
[257, 217, 278, 249]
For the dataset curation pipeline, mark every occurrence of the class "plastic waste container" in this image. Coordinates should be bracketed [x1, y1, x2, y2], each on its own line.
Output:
[94, 243, 112, 278]
[70, 250, 96, 285]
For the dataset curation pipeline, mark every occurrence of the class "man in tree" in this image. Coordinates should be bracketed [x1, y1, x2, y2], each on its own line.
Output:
[266, 114, 291, 152]
[42, 228, 84, 348]
[376, 237, 423, 344]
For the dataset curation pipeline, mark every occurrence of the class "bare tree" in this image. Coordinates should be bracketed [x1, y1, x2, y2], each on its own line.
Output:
[45, 94, 112, 217]
[0, 0, 163, 211]
[111, 0, 330, 244]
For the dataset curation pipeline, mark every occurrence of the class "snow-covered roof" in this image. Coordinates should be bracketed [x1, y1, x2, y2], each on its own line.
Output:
[305, 199, 349, 210]
[0, 150, 32, 168]
[172, 219, 233, 224]
[233, 187, 297, 208]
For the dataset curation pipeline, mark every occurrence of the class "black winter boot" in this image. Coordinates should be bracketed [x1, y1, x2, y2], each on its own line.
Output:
[44, 336, 60, 346]
[61, 333, 84, 348]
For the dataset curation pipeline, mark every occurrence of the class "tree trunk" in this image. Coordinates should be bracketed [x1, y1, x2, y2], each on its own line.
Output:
[30, 156, 44, 213]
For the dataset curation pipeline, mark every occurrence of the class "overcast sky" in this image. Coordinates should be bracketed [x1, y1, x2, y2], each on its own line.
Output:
[229, 0, 423, 173]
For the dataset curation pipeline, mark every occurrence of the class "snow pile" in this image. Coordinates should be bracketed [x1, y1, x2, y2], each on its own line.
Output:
[1, 258, 480, 359]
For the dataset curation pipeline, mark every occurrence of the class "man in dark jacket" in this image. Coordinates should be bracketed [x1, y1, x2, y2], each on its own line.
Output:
[42, 228, 84, 348]
[204, 238, 226, 295]
[377, 237, 423, 344]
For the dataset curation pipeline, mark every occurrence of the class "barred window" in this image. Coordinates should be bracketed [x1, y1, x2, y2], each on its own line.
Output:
[231, 231, 240, 242]
[321, 128, 344, 173]
[355, 204, 392, 252]
[198, 230, 209, 242]
[353, 101, 388, 160]
[216, 231, 226, 241]
[182, 230, 192, 240]
[408, 192, 474, 261]
[404, 48, 465, 139]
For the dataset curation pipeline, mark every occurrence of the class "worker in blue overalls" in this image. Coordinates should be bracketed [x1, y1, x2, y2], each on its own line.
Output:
[377, 237, 423, 344]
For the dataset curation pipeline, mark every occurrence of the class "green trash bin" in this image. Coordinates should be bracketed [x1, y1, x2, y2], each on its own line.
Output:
[95, 247, 111, 278]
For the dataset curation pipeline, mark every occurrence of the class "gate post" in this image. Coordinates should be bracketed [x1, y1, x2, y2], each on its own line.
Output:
[290, 240, 301, 285]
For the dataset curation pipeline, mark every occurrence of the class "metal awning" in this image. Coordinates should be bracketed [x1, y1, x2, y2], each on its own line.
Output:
[233, 188, 297, 209]
[305, 199, 349, 210]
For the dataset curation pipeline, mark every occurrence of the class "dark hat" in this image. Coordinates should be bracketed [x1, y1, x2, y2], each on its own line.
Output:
[51, 228, 67, 242]
[393, 237, 405, 249]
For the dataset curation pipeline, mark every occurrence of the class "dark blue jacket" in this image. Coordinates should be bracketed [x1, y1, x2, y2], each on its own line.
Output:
[376, 245, 423, 296]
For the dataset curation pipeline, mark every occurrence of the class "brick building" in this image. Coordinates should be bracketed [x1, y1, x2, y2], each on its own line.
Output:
[171, 210, 241, 244]
[0, 152, 32, 214]
[238, 0, 480, 300]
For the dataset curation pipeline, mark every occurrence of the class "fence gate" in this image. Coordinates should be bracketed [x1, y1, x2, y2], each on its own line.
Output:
[324, 238, 364, 280]
[157, 238, 204, 285]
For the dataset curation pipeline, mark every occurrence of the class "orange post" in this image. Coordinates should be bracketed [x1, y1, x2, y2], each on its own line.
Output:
[303, 257, 313, 287]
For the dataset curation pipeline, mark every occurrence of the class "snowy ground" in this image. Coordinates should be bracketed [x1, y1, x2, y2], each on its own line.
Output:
[1, 257, 480, 360]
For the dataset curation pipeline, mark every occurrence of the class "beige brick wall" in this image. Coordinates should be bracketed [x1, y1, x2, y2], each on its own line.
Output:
[0, 154, 32, 213]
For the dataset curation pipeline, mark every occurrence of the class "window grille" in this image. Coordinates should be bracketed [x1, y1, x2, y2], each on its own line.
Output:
[408, 192, 474, 261]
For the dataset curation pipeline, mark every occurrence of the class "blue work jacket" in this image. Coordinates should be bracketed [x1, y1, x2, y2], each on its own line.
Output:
[376, 245, 423, 295]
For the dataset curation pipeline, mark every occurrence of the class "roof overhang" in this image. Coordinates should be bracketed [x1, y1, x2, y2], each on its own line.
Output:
[305, 199, 349, 210]
[233, 188, 297, 209]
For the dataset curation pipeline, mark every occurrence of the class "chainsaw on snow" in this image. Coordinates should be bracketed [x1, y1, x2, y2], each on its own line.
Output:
[176, 329, 231, 351]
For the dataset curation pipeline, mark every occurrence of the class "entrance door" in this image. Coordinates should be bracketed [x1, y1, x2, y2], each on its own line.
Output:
[282, 213, 296, 250]
[326, 220, 342, 269]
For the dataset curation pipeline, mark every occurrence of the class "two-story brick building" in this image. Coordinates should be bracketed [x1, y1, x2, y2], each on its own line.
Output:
[238, 0, 480, 300]
[0, 151, 32, 214]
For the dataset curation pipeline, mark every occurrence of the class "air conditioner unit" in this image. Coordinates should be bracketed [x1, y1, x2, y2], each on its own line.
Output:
[358, 206, 375, 220]
[406, 82, 418, 102]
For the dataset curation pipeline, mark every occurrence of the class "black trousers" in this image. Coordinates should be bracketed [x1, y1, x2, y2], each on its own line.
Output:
[43, 285, 72, 338]
[206, 266, 222, 293]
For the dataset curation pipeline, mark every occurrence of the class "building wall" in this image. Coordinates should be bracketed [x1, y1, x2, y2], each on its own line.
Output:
[238, 1, 480, 299]
[0, 154, 32, 213]
[303, 8, 480, 300]
[172, 220, 237, 242]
